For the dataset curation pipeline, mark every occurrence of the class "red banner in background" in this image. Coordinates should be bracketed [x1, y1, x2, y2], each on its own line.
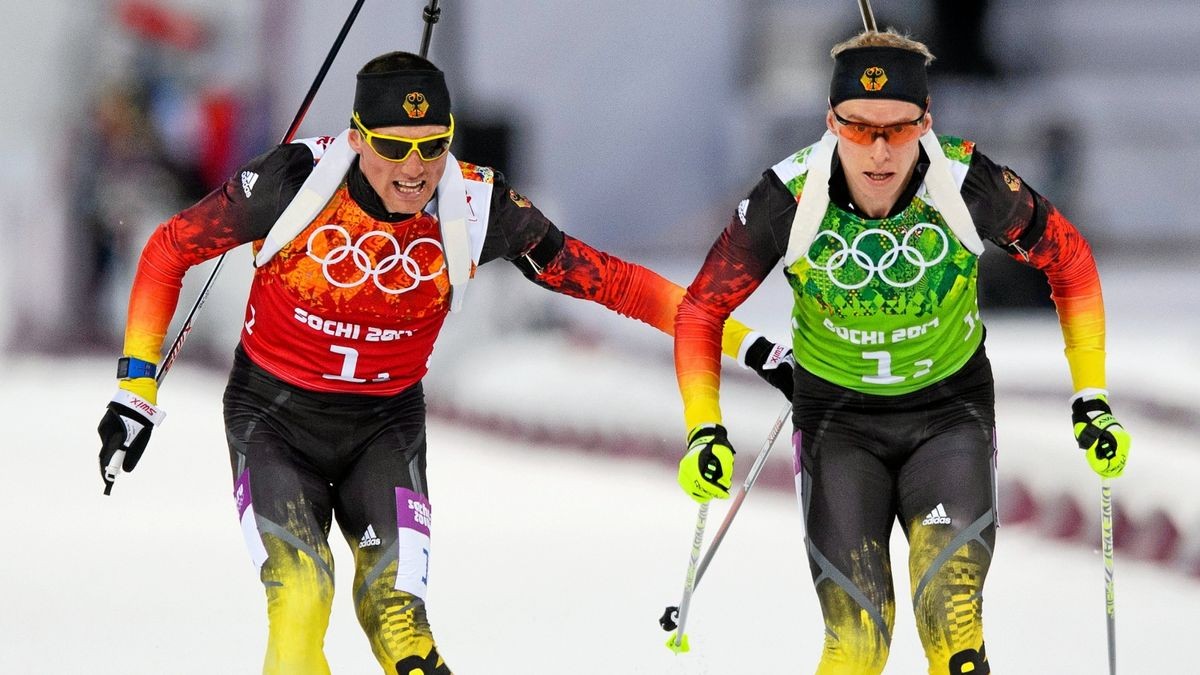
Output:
[116, 0, 208, 51]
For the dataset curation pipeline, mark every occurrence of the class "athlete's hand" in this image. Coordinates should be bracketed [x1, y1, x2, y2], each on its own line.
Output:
[741, 333, 795, 400]
[1071, 391, 1129, 478]
[98, 382, 166, 492]
[678, 424, 735, 503]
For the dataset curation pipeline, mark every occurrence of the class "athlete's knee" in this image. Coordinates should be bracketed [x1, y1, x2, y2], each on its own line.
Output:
[260, 539, 336, 644]
[814, 582, 894, 674]
[265, 580, 334, 629]
[910, 552, 988, 674]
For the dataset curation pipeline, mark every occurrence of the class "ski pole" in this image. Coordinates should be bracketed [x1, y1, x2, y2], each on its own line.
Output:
[857, 0, 878, 32]
[659, 402, 791, 639]
[102, 0, 371, 495]
[1101, 478, 1117, 674]
[154, 0, 369, 388]
[418, 0, 441, 59]
[665, 501, 708, 654]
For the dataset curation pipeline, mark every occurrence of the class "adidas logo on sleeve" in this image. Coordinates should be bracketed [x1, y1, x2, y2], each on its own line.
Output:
[241, 171, 259, 198]
[922, 503, 952, 526]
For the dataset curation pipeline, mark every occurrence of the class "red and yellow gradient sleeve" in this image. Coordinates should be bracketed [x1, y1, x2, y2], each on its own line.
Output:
[1016, 205, 1106, 391]
[675, 226, 774, 430]
[532, 233, 753, 355]
[123, 194, 247, 368]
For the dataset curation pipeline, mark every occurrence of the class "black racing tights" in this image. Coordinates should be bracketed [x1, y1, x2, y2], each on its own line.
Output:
[223, 346, 452, 675]
[793, 346, 997, 675]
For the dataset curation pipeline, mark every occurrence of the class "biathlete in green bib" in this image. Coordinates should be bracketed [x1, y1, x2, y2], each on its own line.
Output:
[672, 28, 1131, 675]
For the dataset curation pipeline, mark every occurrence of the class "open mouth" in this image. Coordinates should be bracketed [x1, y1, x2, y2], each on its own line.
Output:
[864, 171, 894, 183]
[393, 179, 426, 195]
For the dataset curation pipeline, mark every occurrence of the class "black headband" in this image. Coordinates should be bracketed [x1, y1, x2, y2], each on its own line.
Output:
[829, 46, 928, 109]
[353, 70, 452, 128]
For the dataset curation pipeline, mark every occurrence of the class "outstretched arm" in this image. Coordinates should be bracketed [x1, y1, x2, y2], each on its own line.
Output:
[481, 174, 786, 398]
[527, 232, 753, 357]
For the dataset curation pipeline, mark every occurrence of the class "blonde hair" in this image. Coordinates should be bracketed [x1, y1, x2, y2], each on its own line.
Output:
[831, 29, 935, 66]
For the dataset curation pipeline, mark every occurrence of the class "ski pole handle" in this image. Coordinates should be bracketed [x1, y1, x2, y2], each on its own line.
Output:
[103, 449, 126, 495]
[102, 412, 150, 495]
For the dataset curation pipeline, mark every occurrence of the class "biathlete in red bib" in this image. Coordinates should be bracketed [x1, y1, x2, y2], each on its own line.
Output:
[96, 51, 789, 674]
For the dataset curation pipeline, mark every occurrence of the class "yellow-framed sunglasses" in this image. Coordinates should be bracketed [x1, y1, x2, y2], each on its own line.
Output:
[351, 112, 455, 162]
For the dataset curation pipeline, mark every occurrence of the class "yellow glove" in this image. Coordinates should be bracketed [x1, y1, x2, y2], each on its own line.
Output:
[1071, 391, 1130, 478]
[677, 424, 735, 503]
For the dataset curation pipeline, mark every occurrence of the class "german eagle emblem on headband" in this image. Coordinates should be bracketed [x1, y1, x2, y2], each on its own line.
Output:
[403, 91, 429, 119]
[860, 66, 887, 91]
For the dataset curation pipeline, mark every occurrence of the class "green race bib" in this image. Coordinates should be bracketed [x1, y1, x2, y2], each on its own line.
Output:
[787, 199, 982, 393]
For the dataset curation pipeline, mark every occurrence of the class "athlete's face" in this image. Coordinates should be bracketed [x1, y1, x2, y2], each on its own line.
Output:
[827, 98, 931, 218]
[350, 122, 449, 215]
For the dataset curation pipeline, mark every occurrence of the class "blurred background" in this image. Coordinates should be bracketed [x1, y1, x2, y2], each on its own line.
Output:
[5, 0, 1198, 347]
[2, 0, 1198, 634]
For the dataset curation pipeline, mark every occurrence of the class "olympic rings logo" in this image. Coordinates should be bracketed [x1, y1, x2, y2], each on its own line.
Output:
[807, 223, 948, 290]
[306, 224, 445, 295]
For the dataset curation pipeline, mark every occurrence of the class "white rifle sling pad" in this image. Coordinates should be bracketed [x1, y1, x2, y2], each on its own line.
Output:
[254, 129, 356, 268]
[782, 131, 983, 264]
[434, 153, 471, 312]
[783, 132, 837, 267]
[919, 130, 984, 255]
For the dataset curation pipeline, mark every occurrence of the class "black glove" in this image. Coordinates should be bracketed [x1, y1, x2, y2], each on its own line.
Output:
[98, 389, 165, 491]
[742, 334, 795, 400]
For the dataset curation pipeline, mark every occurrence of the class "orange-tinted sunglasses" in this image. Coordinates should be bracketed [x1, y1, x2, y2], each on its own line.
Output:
[351, 112, 455, 162]
[831, 107, 927, 146]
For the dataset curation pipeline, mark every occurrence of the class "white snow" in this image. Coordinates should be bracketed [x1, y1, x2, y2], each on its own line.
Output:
[1, 354, 1197, 674]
